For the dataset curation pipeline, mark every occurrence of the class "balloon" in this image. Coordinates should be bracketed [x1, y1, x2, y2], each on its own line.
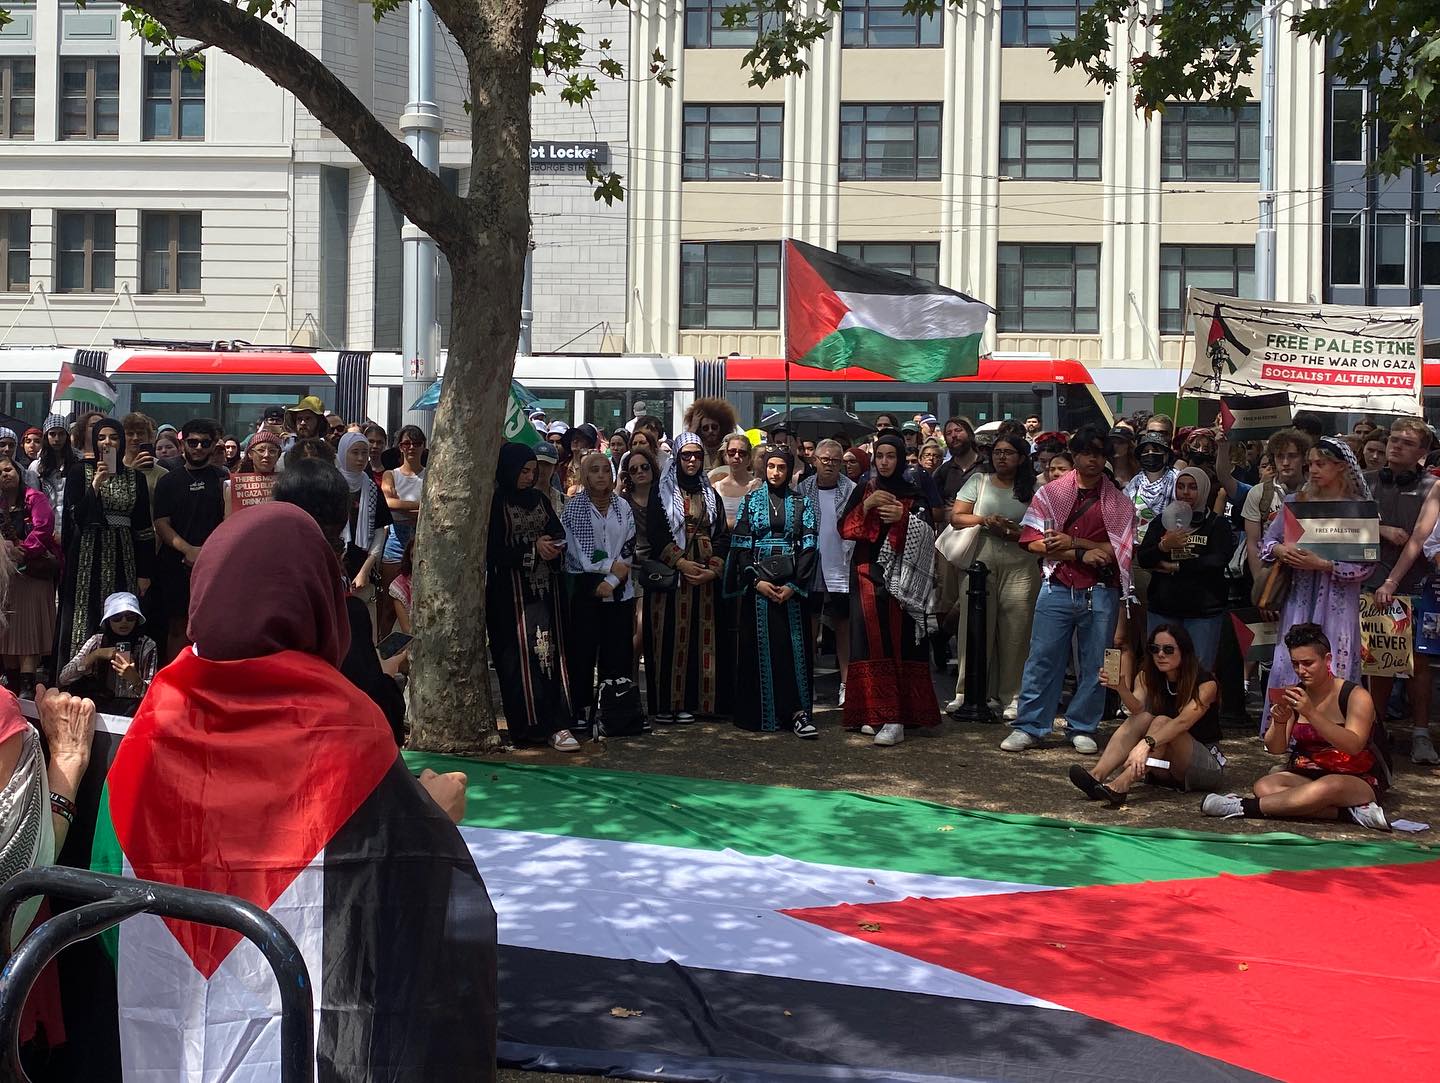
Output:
[1161, 501, 1194, 532]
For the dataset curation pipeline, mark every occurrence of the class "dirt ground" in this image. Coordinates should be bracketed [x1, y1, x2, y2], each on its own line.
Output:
[482, 663, 1440, 1083]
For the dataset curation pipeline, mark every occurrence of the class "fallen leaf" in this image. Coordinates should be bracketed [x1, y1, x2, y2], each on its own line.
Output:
[858, 922, 882, 932]
[1049, 942, 1066, 950]
[937, 825, 955, 833]
[610, 1007, 644, 1018]
[1237, 963, 1249, 972]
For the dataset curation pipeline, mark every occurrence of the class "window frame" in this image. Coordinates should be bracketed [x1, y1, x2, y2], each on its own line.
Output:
[836, 241, 940, 284]
[1329, 86, 1365, 165]
[0, 57, 35, 141]
[1000, 0, 1091, 47]
[684, 0, 774, 49]
[142, 56, 205, 141]
[58, 56, 119, 141]
[1422, 211, 1440, 288]
[841, 0, 943, 48]
[1160, 103, 1260, 183]
[1327, 211, 1364, 288]
[1373, 211, 1408, 288]
[839, 102, 943, 182]
[996, 243, 1101, 334]
[139, 211, 202, 295]
[1, 211, 30, 293]
[55, 210, 117, 294]
[682, 103, 784, 181]
[1158, 244, 1255, 335]
[679, 241, 781, 330]
[999, 102, 1103, 180]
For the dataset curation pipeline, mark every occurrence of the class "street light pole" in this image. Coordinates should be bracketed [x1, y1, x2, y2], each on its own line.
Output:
[401, 0, 442, 429]
[1255, 0, 1279, 302]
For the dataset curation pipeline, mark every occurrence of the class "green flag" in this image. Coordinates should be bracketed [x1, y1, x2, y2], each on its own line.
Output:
[502, 385, 542, 447]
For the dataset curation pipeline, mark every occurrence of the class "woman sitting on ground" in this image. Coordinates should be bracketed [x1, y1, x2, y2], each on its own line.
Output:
[1202, 622, 1390, 831]
[58, 591, 157, 715]
[1072, 623, 1223, 807]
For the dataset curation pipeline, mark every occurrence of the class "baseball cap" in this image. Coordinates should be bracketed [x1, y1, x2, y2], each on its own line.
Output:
[1137, 431, 1170, 453]
[263, 406, 285, 423]
[533, 442, 558, 463]
[902, 421, 922, 434]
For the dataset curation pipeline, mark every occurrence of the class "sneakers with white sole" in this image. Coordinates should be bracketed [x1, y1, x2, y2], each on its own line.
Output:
[874, 723, 905, 746]
[1202, 793, 1245, 819]
[1070, 733, 1099, 755]
[1000, 730, 1038, 752]
[859, 725, 876, 736]
[1346, 802, 1391, 831]
[793, 715, 819, 740]
[945, 695, 964, 714]
[1412, 730, 1440, 765]
[837, 683, 846, 708]
[1002, 699, 1019, 722]
[550, 729, 581, 753]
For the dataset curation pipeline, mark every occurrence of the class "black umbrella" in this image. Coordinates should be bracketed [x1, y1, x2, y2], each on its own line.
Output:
[758, 406, 871, 441]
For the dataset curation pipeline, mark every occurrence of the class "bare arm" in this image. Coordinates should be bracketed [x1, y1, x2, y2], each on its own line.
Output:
[1145, 681, 1218, 746]
[382, 470, 420, 513]
[1377, 484, 1440, 603]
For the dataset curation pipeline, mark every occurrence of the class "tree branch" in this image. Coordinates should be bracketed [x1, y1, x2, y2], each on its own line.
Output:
[125, 0, 469, 250]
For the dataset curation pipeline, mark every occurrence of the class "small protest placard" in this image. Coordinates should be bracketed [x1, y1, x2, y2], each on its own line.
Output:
[230, 472, 275, 513]
[1280, 499, 1379, 563]
[1229, 607, 1278, 665]
[1218, 391, 1291, 442]
[1359, 592, 1412, 677]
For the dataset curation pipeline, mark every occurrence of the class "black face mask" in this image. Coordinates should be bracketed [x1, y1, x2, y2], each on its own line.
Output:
[1138, 452, 1169, 471]
[1187, 450, 1216, 466]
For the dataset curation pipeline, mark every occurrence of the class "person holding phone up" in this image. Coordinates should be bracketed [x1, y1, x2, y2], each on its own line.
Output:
[152, 418, 227, 663]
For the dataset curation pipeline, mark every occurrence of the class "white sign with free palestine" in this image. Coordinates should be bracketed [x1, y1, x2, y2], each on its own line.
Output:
[1182, 287, 1424, 415]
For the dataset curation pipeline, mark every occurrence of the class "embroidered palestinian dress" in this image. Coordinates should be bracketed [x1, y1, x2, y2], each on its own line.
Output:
[486, 443, 571, 745]
[647, 433, 730, 718]
[724, 468, 818, 732]
[840, 435, 940, 731]
[57, 439, 154, 662]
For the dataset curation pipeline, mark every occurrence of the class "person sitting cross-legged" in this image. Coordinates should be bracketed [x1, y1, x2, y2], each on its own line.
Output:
[1202, 622, 1391, 831]
[1069, 623, 1225, 807]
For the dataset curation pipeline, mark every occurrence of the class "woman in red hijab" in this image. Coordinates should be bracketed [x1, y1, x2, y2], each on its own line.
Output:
[96, 502, 497, 1081]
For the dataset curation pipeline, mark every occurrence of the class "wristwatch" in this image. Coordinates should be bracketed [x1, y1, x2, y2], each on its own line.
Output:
[1141, 735, 1157, 749]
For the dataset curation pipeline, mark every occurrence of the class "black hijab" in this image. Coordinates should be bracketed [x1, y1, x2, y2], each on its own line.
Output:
[871, 434, 918, 498]
[763, 447, 794, 494]
[497, 441, 541, 510]
[91, 417, 129, 470]
[676, 438, 705, 494]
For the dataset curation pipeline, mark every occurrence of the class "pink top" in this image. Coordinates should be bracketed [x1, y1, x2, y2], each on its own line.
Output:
[0, 690, 29, 746]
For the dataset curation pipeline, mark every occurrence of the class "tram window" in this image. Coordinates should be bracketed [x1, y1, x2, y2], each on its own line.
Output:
[1057, 383, 1112, 432]
[996, 392, 1036, 422]
[527, 395, 573, 426]
[5, 382, 49, 426]
[223, 387, 298, 439]
[846, 397, 935, 426]
[944, 395, 993, 425]
[134, 388, 218, 431]
[758, 394, 834, 419]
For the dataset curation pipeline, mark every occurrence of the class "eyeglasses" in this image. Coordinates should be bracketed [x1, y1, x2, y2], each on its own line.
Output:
[678, 450, 704, 461]
[1148, 643, 1177, 656]
[991, 448, 1020, 458]
[398, 440, 423, 449]
[815, 456, 841, 465]
[185, 438, 214, 449]
[627, 464, 651, 474]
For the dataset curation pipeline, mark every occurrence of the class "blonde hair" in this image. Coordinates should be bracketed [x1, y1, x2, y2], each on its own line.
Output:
[1391, 416, 1431, 445]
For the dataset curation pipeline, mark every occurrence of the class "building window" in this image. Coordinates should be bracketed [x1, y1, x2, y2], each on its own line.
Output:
[1328, 212, 1362, 287]
[1160, 103, 1259, 182]
[683, 104, 783, 181]
[1423, 213, 1440, 288]
[1330, 87, 1364, 164]
[140, 212, 201, 294]
[1001, 0, 1091, 47]
[2, 212, 29, 292]
[0, 58, 35, 140]
[1374, 212, 1407, 287]
[837, 241, 940, 284]
[59, 57, 119, 140]
[842, 0, 942, 47]
[684, 0, 773, 48]
[840, 103, 941, 181]
[143, 57, 205, 140]
[56, 211, 115, 293]
[999, 103, 1102, 180]
[680, 242, 780, 329]
[996, 243, 1099, 333]
[1158, 245, 1254, 335]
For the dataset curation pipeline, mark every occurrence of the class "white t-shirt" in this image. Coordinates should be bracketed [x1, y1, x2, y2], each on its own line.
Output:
[814, 486, 851, 593]
[1241, 480, 1285, 526]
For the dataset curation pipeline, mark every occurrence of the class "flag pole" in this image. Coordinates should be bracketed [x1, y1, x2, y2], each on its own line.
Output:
[781, 239, 791, 415]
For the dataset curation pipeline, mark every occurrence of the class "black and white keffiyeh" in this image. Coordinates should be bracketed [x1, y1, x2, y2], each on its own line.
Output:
[799, 473, 855, 521]
[876, 511, 937, 643]
[658, 431, 718, 549]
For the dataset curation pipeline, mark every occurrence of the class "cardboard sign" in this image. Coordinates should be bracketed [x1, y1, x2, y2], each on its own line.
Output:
[1359, 592, 1412, 677]
[1218, 391, 1291, 442]
[1230, 607, 1278, 665]
[1181, 287, 1423, 416]
[230, 472, 276, 513]
[1280, 499, 1379, 563]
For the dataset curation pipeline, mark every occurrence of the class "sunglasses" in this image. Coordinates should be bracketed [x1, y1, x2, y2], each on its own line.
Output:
[725, 448, 748, 457]
[328, 425, 345, 434]
[627, 464, 651, 474]
[185, 438, 214, 449]
[398, 440, 424, 449]
[1148, 643, 1177, 656]
[678, 450, 704, 461]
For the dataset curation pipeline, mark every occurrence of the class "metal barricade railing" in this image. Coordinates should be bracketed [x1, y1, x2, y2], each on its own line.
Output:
[0, 866, 313, 1083]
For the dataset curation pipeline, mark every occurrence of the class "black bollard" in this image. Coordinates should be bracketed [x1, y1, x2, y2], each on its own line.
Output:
[952, 560, 994, 723]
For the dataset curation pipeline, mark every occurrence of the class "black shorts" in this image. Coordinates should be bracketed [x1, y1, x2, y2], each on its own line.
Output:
[806, 587, 849, 622]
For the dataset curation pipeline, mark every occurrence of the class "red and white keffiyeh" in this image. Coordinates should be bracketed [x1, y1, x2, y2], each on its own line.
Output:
[1021, 470, 1137, 601]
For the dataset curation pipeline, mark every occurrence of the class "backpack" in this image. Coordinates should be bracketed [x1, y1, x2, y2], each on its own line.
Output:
[594, 677, 646, 738]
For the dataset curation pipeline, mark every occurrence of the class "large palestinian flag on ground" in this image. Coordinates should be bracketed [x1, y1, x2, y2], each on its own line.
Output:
[784, 239, 990, 382]
[406, 756, 1440, 1083]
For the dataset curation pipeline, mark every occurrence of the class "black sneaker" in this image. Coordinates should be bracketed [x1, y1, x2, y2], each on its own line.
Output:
[1068, 764, 1104, 801]
[793, 715, 819, 740]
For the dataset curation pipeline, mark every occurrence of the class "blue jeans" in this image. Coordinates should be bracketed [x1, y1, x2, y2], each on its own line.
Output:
[1146, 612, 1222, 672]
[1012, 581, 1120, 739]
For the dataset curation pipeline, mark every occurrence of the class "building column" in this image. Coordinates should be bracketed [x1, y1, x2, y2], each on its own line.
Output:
[1273, 0, 1325, 305]
[783, 0, 840, 249]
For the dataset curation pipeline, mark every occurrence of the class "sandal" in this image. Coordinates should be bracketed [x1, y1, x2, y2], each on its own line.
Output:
[550, 729, 581, 753]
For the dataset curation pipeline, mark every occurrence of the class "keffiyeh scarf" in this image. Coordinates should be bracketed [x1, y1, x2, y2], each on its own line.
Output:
[1023, 470, 1138, 601]
[876, 511, 938, 643]
[798, 473, 855, 521]
[0, 725, 52, 939]
[658, 431, 718, 549]
[1124, 467, 1178, 525]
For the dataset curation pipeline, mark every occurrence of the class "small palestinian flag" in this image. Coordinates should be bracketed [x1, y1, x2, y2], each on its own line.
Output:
[785, 239, 990, 382]
[53, 361, 118, 412]
[409, 757, 1440, 1083]
[89, 650, 497, 1081]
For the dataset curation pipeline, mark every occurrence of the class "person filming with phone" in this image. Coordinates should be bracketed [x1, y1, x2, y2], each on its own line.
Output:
[152, 418, 227, 662]
[1071, 623, 1224, 807]
[1202, 623, 1391, 831]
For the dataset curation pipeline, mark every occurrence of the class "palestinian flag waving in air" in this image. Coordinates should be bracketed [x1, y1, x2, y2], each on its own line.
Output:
[53, 360, 118, 412]
[405, 758, 1440, 1083]
[89, 649, 497, 1082]
[785, 238, 991, 383]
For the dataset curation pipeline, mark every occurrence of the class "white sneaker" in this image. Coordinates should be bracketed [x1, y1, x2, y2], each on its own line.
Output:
[873, 723, 905, 746]
[550, 729, 581, 753]
[1346, 802, 1391, 831]
[1412, 730, 1440, 765]
[837, 683, 846, 708]
[1000, 730, 1038, 752]
[1070, 734, 1099, 755]
[1002, 699, 1019, 722]
[1202, 793, 1245, 819]
[945, 695, 964, 713]
[859, 725, 875, 735]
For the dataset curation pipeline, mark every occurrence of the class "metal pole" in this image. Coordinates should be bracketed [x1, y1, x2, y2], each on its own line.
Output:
[951, 561, 994, 723]
[1255, 0, 1279, 301]
[400, 0, 442, 429]
[519, 238, 534, 356]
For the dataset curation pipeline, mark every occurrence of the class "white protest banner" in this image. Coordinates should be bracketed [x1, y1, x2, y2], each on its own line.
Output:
[1182, 288, 1423, 416]
[1359, 593, 1412, 678]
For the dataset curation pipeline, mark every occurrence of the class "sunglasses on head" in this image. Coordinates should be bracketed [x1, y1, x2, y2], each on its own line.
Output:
[1148, 643, 1177, 656]
[185, 437, 214, 449]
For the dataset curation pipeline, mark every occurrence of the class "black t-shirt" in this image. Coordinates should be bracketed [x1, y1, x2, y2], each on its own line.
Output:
[932, 455, 978, 503]
[1150, 670, 1222, 747]
[153, 464, 227, 563]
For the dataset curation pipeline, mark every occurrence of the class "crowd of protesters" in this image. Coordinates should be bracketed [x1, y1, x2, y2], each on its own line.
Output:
[508, 399, 1440, 834]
